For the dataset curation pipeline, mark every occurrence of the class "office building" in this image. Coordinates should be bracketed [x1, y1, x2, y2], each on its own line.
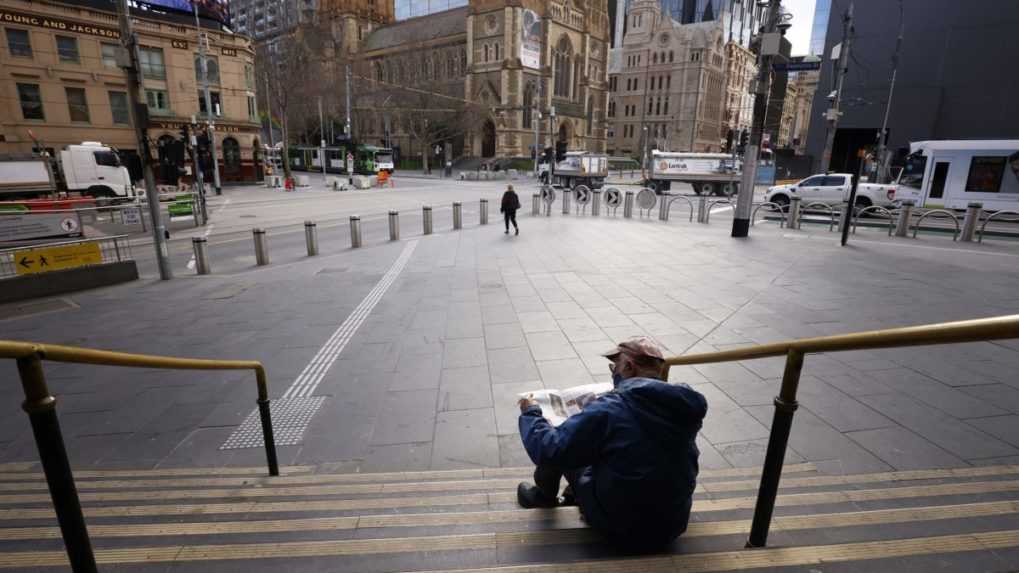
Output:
[1, 0, 263, 182]
[804, 0, 1019, 173]
[808, 0, 831, 56]
[394, 0, 468, 20]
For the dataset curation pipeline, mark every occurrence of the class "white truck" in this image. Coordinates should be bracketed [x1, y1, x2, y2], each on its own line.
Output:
[765, 173, 899, 209]
[647, 151, 742, 196]
[538, 152, 608, 189]
[0, 142, 136, 200]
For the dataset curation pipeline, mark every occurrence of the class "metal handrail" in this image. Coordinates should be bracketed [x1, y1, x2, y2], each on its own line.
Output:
[0, 340, 279, 573]
[978, 210, 1019, 243]
[703, 199, 733, 223]
[802, 202, 839, 232]
[660, 313, 1019, 549]
[851, 206, 895, 236]
[665, 195, 695, 222]
[751, 202, 787, 227]
[912, 209, 960, 240]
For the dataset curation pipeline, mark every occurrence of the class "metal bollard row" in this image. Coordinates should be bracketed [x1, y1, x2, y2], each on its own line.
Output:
[480, 199, 488, 225]
[532, 194, 540, 216]
[423, 206, 433, 235]
[788, 197, 803, 230]
[894, 200, 913, 237]
[591, 190, 601, 216]
[960, 202, 982, 243]
[453, 202, 463, 230]
[623, 191, 634, 219]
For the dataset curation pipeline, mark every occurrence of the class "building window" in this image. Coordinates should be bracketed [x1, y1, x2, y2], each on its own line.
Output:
[522, 83, 534, 128]
[669, 51, 674, 62]
[198, 91, 223, 117]
[109, 91, 130, 125]
[608, 100, 615, 117]
[664, 97, 669, 115]
[494, 43, 500, 61]
[101, 42, 119, 69]
[667, 75, 671, 90]
[5, 28, 32, 57]
[56, 36, 79, 63]
[553, 37, 573, 98]
[965, 157, 1007, 193]
[244, 64, 255, 90]
[483, 44, 489, 62]
[139, 47, 166, 79]
[145, 89, 170, 115]
[65, 87, 90, 122]
[247, 94, 257, 120]
[195, 55, 221, 85]
[17, 83, 44, 120]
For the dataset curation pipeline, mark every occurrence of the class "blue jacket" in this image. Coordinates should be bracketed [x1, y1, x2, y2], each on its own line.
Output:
[519, 377, 708, 549]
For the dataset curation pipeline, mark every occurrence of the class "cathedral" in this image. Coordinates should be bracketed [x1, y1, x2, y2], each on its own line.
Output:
[298, 0, 611, 160]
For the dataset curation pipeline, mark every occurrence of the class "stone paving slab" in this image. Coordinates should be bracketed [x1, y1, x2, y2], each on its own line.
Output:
[3, 201, 1019, 479]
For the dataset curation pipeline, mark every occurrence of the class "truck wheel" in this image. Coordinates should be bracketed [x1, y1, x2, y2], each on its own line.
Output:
[712, 184, 727, 197]
[722, 182, 738, 197]
[87, 186, 114, 198]
[697, 182, 715, 196]
[854, 196, 873, 217]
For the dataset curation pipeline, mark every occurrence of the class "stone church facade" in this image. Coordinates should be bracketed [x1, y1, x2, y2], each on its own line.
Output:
[315, 0, 610, 159]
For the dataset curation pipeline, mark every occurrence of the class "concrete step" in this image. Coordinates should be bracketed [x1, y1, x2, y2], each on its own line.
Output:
[0, 463, 1017, 571]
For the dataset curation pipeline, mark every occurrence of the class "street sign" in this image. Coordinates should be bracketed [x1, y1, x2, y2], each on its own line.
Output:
[14, 242, 102, 276]
[122, 207, 142, 226]
[772, 61, 822, 72]
[0, 212, 83, 242]
[346, 152, 354, 174]
[636, 188, 657, 210]
[575, 185, 591, 205]
[540, 185, 556, 204]
[604, 188, 622, 207]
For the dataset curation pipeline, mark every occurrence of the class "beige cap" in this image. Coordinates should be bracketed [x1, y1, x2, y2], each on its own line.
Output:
[601, 336, 665, 362]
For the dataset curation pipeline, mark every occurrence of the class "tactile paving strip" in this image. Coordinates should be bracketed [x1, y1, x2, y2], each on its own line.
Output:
[220, 397, 326, 449]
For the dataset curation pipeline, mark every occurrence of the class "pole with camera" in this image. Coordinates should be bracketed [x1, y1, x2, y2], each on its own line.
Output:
[732, 0, 787, 238]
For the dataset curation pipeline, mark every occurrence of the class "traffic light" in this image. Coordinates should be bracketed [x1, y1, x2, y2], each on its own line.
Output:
[179, 124, 189, 140]
[739, 130, 749, 149]
[555, 141, 567, 162]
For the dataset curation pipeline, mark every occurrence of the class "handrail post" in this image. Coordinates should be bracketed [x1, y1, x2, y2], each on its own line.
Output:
[746, 348, 804, 549]
[17, 355, 98, 573]
[254, 366, 280, 477]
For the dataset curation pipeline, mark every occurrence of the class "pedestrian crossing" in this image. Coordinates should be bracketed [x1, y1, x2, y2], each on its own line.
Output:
[0, 462, 1017, 571]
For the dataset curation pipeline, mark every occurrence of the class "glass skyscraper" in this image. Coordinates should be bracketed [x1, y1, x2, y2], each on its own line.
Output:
[394, 0, 468, 20]
[809, 0, 832, 56]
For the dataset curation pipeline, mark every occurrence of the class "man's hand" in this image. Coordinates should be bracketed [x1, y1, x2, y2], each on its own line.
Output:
[518, 395, 539, 413]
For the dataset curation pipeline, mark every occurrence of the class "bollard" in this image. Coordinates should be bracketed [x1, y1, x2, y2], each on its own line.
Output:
[894, 200, 914, 237]
[423, 206, 433, 235]
[562, 189, 571, 215]
[532, 194, 540, 216]
[659, 197, 669, 221]
[350, 216, 362, 248]
[697, 194, 708, 223]
[388, 210, 400, 241]
[480, 199, 488, 225]
[788, 196, 803, 230]
[592, 190, 601, 216]
[623, 191, 634, 218]
[453, 202, 463, 230]
[253, 228, 269, 266]
[960, 201, 983, 242]
[304, 221, 319, 256]
[192, 236, 211, 275]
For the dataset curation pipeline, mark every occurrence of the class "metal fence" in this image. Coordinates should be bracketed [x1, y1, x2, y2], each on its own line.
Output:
[0, 234, 132, 279]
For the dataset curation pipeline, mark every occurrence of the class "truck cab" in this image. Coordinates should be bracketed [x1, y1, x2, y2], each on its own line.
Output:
[59, 142, 136, 199]
[538, 152, 608, 189]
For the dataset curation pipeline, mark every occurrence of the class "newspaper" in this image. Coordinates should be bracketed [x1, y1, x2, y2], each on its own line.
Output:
[518, 382, 613, 427]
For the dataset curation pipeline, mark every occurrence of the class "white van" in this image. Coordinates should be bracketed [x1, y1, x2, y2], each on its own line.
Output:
[59, 142, 137, 199]
[897, 140, 1019, 211]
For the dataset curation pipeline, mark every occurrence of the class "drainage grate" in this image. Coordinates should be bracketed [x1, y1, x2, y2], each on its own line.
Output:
[220, 396, 325, 450]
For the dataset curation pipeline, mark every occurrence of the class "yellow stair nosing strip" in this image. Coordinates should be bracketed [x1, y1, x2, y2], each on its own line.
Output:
[0, 465, 314, 481]
[1, 499, 1015, 542]
[2, 478, 1018, 522]
[3, 464, 1017, 504]
[2, 522, 1019, 569]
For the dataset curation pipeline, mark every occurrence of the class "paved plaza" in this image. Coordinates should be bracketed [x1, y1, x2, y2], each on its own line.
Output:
[3, 177, 1019, 476]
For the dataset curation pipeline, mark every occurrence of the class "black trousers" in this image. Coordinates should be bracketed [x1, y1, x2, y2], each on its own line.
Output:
[504, 210, 518, 231]
[534, 465, 581, 499]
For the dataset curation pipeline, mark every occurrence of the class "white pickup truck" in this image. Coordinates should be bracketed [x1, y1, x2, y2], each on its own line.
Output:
[764, 173, 898, 209]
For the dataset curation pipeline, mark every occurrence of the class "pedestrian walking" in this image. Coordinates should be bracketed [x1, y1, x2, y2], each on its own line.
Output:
[501, 185, 521, 235]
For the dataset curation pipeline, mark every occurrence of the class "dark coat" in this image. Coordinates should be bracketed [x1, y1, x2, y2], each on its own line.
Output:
[500, 190, 521, 213]
[519, 377, 708, 551]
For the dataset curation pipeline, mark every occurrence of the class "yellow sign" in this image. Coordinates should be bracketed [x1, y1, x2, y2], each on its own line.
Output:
[14, 243, 102, 276]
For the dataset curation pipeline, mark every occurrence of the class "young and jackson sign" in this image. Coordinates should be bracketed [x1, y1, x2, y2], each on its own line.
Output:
[0, 9, 120, 39]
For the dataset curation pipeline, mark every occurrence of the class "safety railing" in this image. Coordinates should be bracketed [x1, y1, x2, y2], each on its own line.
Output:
[912, 209, 960, 240]
[660, 313, 1019, 549]
[0, 235, 132, 280]
[802, 202, 840, 232]
[851, 205, 895, 236]
[703, 199, 733, 224]
[977, 210, 1019, 243]
[750, 202, 787, 228]
[0, 340, 278, 573]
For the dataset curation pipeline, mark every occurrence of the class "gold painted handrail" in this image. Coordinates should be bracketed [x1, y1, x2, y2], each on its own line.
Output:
[665, 314, 1019, 367]
[1, 339, 280, 573]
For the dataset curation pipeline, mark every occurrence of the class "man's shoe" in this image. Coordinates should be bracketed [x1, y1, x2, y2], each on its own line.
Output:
[504, 229, 509, 234]
[560, 485, 577, 506]
[517, 482, 558, 508]
[515, 228, 519, 235]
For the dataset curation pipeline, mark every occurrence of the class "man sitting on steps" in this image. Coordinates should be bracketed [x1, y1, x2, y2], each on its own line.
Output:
[516, 336, 708, 552]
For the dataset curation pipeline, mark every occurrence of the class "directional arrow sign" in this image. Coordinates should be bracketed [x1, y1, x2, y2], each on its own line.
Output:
[575, 185, 591, 205]
[604, 188, 622, 207]
[18, 256, 33, 269]
[14, 242, 102, 276]
[540, 185, 557, 204]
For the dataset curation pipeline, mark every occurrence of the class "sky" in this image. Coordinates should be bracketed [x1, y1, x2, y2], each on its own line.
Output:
[781, 0, 817, 56]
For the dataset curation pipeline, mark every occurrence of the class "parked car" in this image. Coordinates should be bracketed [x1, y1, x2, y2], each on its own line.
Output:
[764, 173, 898, 210]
